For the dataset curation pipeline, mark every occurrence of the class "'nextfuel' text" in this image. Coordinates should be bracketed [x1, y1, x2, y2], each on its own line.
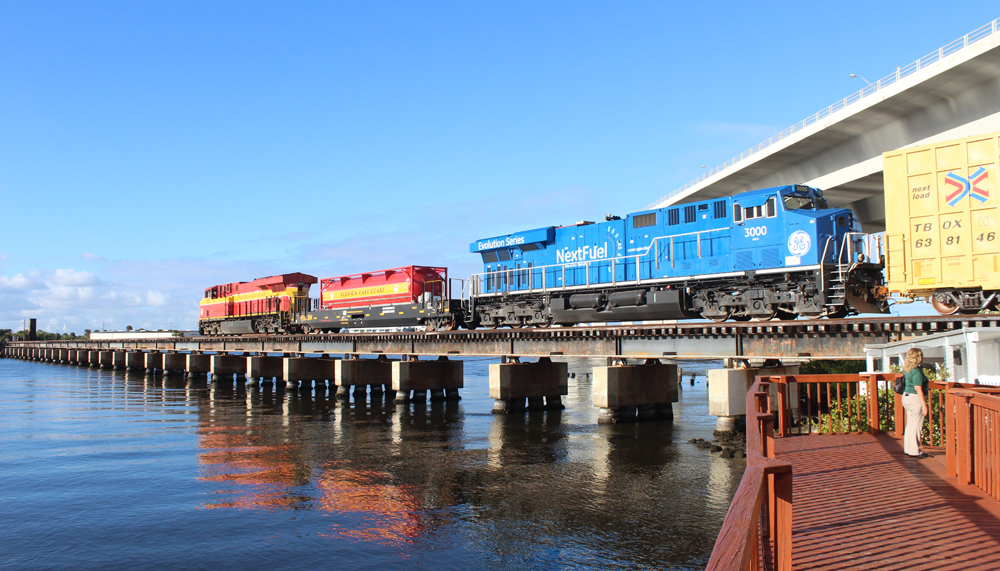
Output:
[556, 244, 609, 264]
[478, 236, 526, 251]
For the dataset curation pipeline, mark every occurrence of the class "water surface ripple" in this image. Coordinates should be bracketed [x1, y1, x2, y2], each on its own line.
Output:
[0, 357, 742, 570]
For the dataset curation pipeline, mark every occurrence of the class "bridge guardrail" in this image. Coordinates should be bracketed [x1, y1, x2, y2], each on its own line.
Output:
[648, 17, 1000, 211]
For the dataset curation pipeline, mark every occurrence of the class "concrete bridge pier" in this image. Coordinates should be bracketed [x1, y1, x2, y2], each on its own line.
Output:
[593, 360, 679, 424]
[489, 357, 566, 414]
[247, 356, 283, 383]
[126, 351, 146, 371]
[98, 351, 114, 369]
[162, 353, 186, 376]
[185, 353, 211, 378]
[211, 355, 246, 383]
[392, 356, 463, 404]
[708, 364, 800, 435]
[87, 350, 100, 367]
[112, 351, 127, 370]
[283, 357, 337, 394]
[337, 357, 391, 404]
[143, 352, 163, 374]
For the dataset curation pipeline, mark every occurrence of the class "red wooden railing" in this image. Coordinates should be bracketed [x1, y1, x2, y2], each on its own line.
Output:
[706, 376, 792, 571]
[945, 387, 1000, 499]
[766, 374, 900, 437]
[709, 374, 1000, 570]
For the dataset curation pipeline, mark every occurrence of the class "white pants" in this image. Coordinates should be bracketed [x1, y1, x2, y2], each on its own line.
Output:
[902, 393, 925, 456]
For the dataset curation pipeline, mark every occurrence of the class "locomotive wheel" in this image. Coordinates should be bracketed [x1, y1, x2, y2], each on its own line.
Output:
[443, 318, 458, 331]
[705, 310, 731, 323]
[751, 310, 777, 322]
[732, 313, 752, 322]
[301, 325, 313, 335]
[425, 320, 438, 332]
[931, 294, 960, 315]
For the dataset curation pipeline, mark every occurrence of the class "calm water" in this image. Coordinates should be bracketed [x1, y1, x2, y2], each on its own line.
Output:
[0, 356, 742, 570]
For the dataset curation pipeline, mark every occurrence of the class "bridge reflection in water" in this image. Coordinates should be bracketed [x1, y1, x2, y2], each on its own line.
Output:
[116, 360, 745, 566]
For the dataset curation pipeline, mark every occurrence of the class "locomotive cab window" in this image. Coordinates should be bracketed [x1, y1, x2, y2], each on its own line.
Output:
[738, 197, 777, 222]
[784, 194, 821, 211]
[633, 213, 656, 228]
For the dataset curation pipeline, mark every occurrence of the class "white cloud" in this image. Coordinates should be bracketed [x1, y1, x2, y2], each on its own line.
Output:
[0, 273, 45, 291]
[52, 269, 101, 286]
[145, 290, 168, 306]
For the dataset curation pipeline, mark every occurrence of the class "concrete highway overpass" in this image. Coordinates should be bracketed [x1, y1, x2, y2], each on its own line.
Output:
[649, 18, 1000, 232]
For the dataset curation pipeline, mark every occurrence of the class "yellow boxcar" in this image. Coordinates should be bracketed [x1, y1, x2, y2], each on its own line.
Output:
[883, 131, 1000, 314]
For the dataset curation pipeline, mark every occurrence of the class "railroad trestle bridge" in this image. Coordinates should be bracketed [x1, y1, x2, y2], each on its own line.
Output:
[6, 315, 999, 424]
[8, 315, 998, 359]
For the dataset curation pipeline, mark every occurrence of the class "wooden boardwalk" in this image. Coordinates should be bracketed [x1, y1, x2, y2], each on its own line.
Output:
[776, 433, 1000, 570]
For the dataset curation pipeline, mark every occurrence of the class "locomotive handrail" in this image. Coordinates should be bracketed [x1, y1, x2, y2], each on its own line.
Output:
[646, 17, 1000, 212]
[468, 225, 879, 299]
[469, 228, 734, 296]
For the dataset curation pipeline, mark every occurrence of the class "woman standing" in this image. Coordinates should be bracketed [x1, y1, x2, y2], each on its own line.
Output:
[902, 348, 929, 458]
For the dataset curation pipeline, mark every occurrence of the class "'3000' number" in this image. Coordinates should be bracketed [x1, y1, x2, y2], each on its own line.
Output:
[744, 226, 767, 238]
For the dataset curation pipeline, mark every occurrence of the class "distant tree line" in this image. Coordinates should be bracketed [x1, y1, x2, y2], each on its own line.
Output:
[0, 329, 91, 342]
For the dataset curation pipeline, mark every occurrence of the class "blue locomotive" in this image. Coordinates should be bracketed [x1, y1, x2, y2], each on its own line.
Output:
[468, 184, 888, 326]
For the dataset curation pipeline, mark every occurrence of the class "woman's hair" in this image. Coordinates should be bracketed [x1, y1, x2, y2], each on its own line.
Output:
[903, 348, 923, 373]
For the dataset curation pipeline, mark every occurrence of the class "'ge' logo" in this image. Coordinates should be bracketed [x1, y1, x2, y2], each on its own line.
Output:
[788, 230, 812, 257]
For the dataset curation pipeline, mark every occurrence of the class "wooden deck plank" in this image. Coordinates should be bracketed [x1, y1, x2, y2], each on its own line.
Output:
[775, 433, 1000, 570]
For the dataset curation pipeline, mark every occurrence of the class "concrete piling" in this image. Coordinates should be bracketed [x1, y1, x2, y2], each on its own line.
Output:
[489, 357, 566, 414]
[163, 353, 186, 375]
[707, 365, 799, 435]
[593, 362, 679, 424]
[283, 357, 337, 389]
[392, 356, 463, 404]
[210, 355, 245, 381]
[126, 351, 146, 370]
[185, 354, 211, 377]
[247, 356, 283, 381]
[143, 352, 162, 373]
[336, 358, 391, 403]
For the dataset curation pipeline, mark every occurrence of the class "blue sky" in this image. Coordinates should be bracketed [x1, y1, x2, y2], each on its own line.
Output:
[2, 2, 997, 332]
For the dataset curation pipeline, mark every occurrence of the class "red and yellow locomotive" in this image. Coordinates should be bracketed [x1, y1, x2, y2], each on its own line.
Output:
[198, 273, 317, 335]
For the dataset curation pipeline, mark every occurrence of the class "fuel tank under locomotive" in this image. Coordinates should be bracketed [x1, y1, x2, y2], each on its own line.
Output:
[550, 289, 692, 324]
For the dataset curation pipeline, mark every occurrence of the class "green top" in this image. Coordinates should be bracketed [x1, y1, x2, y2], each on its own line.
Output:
[903, 367, 928, 396]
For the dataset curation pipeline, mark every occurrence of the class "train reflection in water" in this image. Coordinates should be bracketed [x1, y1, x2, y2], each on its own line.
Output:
[113, 359, 742, 567]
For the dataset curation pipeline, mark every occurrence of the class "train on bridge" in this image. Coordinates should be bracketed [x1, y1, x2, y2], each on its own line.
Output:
[198, 131, 1000, 335]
